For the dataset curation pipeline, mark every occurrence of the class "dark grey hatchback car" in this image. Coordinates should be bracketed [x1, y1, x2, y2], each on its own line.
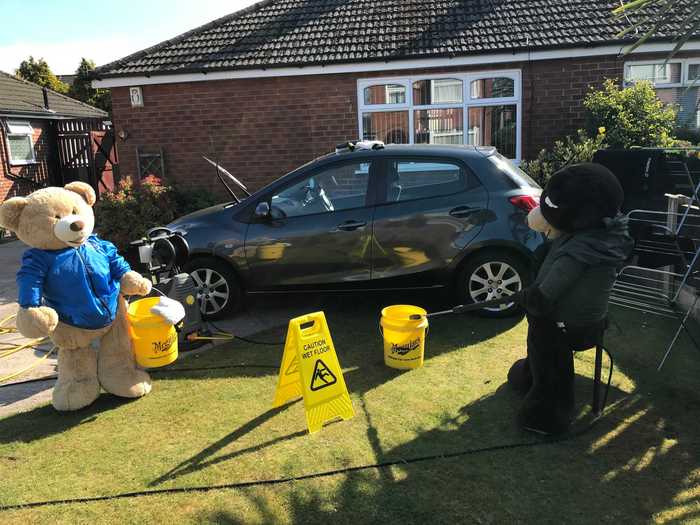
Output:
[168, 144, 543, 319]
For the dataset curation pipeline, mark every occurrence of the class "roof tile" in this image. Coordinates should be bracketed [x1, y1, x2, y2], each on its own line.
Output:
[94, 0, 699, 79]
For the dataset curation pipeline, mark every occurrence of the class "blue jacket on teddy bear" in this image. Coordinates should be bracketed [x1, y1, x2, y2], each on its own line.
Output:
[17, 235, 131, 330]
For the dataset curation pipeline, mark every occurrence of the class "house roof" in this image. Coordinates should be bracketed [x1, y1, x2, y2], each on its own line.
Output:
[0, 71, 107, 119]
[93, 0, 699, 80]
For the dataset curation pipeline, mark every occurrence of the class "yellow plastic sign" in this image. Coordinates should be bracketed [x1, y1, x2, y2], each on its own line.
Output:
[273, 311, 354, 433]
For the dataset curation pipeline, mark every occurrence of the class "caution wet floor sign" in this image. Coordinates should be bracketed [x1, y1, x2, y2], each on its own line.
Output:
[273, 311, 354, 433]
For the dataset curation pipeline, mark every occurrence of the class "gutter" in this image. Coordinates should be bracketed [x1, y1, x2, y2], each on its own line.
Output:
[0, 112, 107, 121]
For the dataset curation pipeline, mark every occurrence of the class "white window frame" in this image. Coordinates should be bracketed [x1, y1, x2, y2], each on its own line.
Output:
[357, 70, 522, 161]
[625, 59, 700, 130]
[3, 120, 36, 166]
[623, 60, 684, 87]
[361, 81, 410, 109]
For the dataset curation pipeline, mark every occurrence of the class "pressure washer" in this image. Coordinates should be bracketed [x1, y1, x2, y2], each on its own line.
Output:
[127, 227, 206, 352]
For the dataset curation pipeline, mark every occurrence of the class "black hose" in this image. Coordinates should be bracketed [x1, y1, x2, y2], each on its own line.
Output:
[207, 321, 284, 346]
[0, 411, 614, 512]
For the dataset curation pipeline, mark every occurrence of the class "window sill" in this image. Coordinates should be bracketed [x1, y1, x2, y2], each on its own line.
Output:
[8, 160, 37, 166]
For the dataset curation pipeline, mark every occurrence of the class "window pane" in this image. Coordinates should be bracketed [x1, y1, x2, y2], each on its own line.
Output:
[388, 161, 466, 202]
[362, 111, 409, 144]
[689, 64, 700, 82]
[470, 77, 515, 99]
[414, 108, 464, 145]
[656, 87, 700, 130]
[468, 105, 517, 159]
[626, 63, 681, 84]
[412, 78, 463, 105]
[7, 135, 34, 162]
[271, 162, 371, 218]
[364, 84, 406, 105]
[6, 121, 33, 135]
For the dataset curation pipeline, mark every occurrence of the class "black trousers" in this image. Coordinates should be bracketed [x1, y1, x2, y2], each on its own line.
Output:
[519, 315, 605, 433]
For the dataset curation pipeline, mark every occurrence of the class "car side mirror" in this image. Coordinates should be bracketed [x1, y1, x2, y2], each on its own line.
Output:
[254, 201, 271, 220]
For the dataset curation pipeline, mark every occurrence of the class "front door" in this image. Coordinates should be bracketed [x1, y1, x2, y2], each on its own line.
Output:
[245, 160, 376, 289]
[371, 158, 489, 286]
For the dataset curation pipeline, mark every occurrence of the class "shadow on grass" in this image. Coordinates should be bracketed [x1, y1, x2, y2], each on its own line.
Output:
[144, 296, 522, 486]
[0, 394, 137, 444]
[221, 308, 700, 524]
[149, 400, 303, 487]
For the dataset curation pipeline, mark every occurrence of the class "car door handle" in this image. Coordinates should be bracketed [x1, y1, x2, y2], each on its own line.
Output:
[449, 206, 477, 218]
[336, 220, 367, 231]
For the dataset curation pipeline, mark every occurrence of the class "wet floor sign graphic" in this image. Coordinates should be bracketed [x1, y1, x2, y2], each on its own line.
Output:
[273, 312, 354, 433]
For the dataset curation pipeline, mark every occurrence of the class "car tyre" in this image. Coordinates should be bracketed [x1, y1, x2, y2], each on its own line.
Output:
[457, 251, 531, 318]
[183, 257, 243, 320]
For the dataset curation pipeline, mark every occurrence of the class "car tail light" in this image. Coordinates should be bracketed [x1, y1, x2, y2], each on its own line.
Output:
[509, 195, 539, 213]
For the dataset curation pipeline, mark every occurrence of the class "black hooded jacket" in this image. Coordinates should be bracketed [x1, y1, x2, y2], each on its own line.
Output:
[519, 214, 633, 325]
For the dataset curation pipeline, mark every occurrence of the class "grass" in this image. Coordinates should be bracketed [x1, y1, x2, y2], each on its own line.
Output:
[0, 297, 699, 524]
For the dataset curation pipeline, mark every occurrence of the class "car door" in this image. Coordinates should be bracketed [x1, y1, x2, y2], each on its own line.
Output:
[244, 159, 377, 289]
[371, 157, 490, 285]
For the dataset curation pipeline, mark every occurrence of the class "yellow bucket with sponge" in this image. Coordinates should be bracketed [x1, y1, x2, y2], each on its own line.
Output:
[127, 297, 178, 368]
[380, 305, 428, 370]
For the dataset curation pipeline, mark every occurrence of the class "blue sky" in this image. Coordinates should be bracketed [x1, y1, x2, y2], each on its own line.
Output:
[1, 0, 259, 74]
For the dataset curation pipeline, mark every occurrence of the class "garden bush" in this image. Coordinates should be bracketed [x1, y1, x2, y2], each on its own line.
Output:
[95, 176, 177, 251]
[584, 79, 677, 149]
[95, 176, 223, 251]
[521, 128, 607, 187]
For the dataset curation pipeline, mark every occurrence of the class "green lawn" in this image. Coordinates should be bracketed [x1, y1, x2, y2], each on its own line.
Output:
[0, 301, 699, 524]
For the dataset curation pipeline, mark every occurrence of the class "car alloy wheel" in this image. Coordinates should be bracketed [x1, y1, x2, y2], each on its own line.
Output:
[190, 267, 230, 316]
[468, 261, 523, 312]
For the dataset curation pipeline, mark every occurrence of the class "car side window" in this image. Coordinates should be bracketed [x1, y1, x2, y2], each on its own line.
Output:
[386, 160, 476, 203]
[270, 161, 371, 218]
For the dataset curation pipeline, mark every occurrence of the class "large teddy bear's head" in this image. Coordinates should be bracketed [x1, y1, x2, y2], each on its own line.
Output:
[0, 182, 96, 250]
[527, 162, 624, 238]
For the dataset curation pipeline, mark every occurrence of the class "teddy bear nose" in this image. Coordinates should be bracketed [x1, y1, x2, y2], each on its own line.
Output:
[70, 220, 85, 232]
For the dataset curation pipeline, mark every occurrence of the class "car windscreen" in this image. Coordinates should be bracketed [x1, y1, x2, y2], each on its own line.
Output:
[487, 153, 540, 189]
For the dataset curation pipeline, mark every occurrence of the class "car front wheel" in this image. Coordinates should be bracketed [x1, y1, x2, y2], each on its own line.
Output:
[184, 258, 242, 320]
[457, 251, 531, 318]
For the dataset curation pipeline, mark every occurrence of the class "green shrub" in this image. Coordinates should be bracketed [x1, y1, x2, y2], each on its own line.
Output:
[172, 186, 224, 217]
[95, 176, 177, 251]
[95, 177, 223, 252]
[521, 129, 607, 187]
[584, 79, 677, 149]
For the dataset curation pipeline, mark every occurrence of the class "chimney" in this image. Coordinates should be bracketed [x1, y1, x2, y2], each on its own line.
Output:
[42, 87, 49, 110]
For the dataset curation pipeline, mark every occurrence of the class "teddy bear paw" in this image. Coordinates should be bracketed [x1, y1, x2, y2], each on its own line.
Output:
[16, 306, 58, 339]
[120, 271, 152, 296]
[52, 377, 101, 411]
[99, 367, 152, 398]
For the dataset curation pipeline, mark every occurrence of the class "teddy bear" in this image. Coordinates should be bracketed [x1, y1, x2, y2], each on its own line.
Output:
[0, 182, 154, 411]
[507, 163, 633, 434]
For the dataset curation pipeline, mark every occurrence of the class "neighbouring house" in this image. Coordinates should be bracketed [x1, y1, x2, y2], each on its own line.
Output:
[0, 71, 111, 202]
[91, 0, 700, 193]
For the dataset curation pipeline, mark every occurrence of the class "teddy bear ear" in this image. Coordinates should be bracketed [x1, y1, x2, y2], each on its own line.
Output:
[64, 182, 96, 207]
[0, 197, 28, 232]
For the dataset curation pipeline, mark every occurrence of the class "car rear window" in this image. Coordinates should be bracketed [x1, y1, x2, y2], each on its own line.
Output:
[386, 160, 476, 202]
[487, 153, 540, 188]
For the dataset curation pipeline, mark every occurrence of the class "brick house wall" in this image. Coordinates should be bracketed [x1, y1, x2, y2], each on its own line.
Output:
[109, 51, 699, 194]
[0, 120, 53, 202]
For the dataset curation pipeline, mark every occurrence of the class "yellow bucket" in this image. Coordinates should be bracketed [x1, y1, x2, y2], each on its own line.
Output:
[380, 305, 428, 370]
[127, 297, 178, 368]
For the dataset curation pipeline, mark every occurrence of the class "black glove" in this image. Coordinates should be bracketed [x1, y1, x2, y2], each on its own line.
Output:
[512, 286, 555, 318]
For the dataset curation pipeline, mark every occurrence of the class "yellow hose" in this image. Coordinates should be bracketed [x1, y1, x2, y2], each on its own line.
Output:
[0, 312, 56, 384]
[0, 346, 57, 384]
[0, 337, 47, 359]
